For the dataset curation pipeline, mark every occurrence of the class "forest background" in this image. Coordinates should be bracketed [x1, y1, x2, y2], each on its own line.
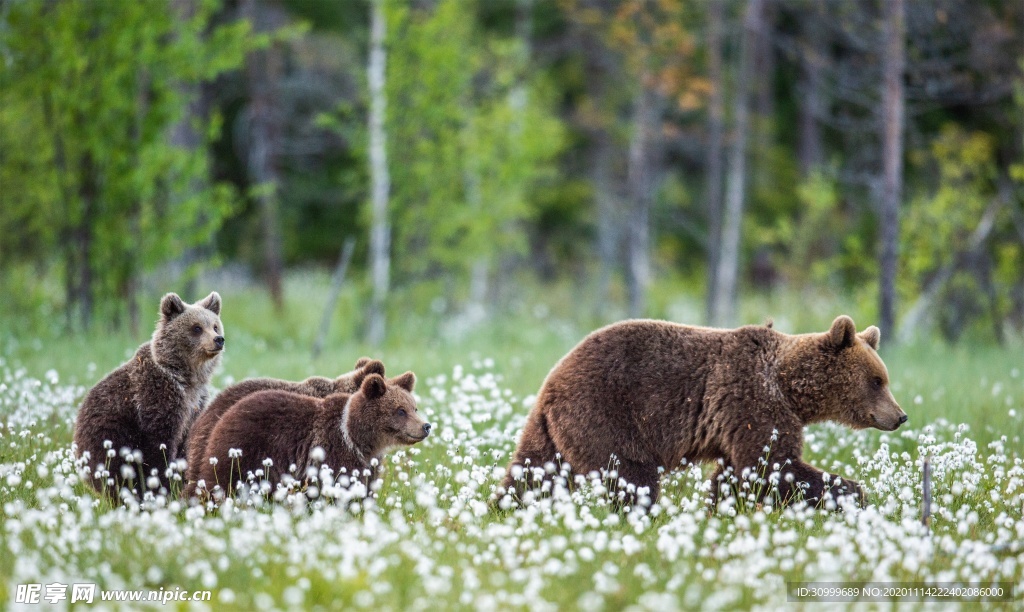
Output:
[1, 0, 1023, 350]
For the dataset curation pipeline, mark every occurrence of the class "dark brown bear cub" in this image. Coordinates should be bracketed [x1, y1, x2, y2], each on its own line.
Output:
[182, 357, 385, 495]
[195, 372, 428, 502]
[502, 315, 905, 509]
[74, 292, 224, 502]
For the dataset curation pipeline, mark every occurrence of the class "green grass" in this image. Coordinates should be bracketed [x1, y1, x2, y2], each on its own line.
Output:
[0, 276, 1021, 609]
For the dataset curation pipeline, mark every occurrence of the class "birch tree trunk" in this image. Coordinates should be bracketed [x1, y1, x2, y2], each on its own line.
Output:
[704, 0, 725, 324]
[710, 0, 762, 327]
[879, 0, 905, 341]
[366, 0, 391, 347]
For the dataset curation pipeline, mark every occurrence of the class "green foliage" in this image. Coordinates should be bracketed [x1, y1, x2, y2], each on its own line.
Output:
[903, 125, 995, 280]
[384, 0, 564, 284]
[0, 0, 255, 327]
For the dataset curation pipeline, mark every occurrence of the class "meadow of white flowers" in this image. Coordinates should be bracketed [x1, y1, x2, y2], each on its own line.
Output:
[1, 356, 1022, 609]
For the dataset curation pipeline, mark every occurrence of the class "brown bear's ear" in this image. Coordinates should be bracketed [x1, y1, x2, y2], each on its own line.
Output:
[391, 371, 416, 393]
[353, 360, 386, 387]
[360, 373, 387, 400]
[160, 293, 186, 321]
[354, 356, 373, 368]
[828, 315, 857, 350]
[859, 326, 880, 350]
[199, 291, 221, 315]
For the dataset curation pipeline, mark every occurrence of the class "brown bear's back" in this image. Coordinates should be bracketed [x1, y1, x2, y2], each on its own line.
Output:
[197, 390, 324, 492]
[538, 319, 781, 472]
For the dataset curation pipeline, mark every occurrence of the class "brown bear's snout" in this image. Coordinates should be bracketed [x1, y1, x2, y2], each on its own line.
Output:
[872, 398, 907, 431]
[423, 423, 432, 435]
[214, 335, 225, 349]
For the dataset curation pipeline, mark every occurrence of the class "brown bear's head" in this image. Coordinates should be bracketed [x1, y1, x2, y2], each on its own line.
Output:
[782, 315, 906, 431]
[152, 292, 225, 373]
[346, 371, 430, 453]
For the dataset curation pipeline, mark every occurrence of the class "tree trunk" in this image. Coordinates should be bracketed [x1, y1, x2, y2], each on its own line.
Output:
[710, 0, 762, 327]
[625, 83, 657, 319]
[879, 0, 905, 341]
[752, 0, 775, 153]
[798, 0, 826, 176]
[593, 129, 619, 318]
[77, 152, 96, 331]
[704, 0, 726, 324]
[169, 0, 210, 302]
[366, 0, 390, 347]
[243, 0, 285, 311]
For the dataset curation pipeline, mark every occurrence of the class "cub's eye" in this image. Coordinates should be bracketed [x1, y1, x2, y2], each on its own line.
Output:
[872, 377, 883, 389]
[396, 409, 407, 418]
[214, 325, 219, 333]
[192, 325, 202, 335]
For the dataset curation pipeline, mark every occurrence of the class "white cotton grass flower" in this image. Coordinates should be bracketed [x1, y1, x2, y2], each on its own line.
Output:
[0, 357, 1020, 609]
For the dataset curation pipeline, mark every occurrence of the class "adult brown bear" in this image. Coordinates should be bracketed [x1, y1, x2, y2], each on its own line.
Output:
[502, 316, 904, 509]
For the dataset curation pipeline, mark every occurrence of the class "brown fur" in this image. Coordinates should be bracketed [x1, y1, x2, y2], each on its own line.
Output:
[194, 371, 427, 502]
[502, 315, 904, 509]
[73, 292, 224, 501]
[182, 357, 384, 495]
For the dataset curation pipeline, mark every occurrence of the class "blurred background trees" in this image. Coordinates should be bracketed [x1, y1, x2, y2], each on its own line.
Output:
[1, 0, 1022, 345]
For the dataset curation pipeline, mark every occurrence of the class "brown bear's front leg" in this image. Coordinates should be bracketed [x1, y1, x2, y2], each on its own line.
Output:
[774, 460, 865, 509]
[722, 417, 864, 511]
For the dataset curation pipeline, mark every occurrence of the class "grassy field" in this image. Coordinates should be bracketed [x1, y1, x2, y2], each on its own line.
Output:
[0, 276, 1021, 609]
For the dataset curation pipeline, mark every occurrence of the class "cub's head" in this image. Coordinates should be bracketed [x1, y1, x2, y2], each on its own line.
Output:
[152, 292, 225, 369]
[806, 315, 906, 431]
[335, 357, 387, 393]
[348, 372, 430, 449]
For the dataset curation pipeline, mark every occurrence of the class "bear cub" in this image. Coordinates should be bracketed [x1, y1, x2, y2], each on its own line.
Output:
[195, 371, 429, 502]
[74, 292, 224, 501]
[502, 315, 905, 510]
[183, 356, 385, 494]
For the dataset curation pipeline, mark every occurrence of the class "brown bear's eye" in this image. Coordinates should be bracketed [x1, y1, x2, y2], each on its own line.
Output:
[396, 408, 407, 417]
[872, 377, 883, 389]
[192, 325, 202, 335]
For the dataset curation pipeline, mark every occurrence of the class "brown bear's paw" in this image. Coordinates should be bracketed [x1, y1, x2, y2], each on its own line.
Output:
[808, 475, 865, 511]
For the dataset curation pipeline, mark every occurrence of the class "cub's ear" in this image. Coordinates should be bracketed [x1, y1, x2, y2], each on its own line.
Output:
[391, 371, 416, 393]
[828, 315, 857, 350]
[354, 356, 373, 368]
[360, 373, 387, 400]
[199, 291, 221, 315]
[353, 359, 386, 386]
[859, 325, 880, 350]
[160, 293, 186, 321]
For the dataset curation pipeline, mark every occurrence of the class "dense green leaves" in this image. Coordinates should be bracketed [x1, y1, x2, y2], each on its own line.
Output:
[0, 0, 254, 328]
[384, 0, 563, 283]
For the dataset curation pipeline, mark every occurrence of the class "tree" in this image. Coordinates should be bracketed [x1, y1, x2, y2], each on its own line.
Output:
[879, 0, 905, 340]
[383, 0, 563, 311]
[563, 0, 705, 318]
[0, 0, 252, 329]
[703, 0, 725, 324]
[710, 0, 763, 327]
[241, 0, 287, 311]
[366, 0, 390, 346]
